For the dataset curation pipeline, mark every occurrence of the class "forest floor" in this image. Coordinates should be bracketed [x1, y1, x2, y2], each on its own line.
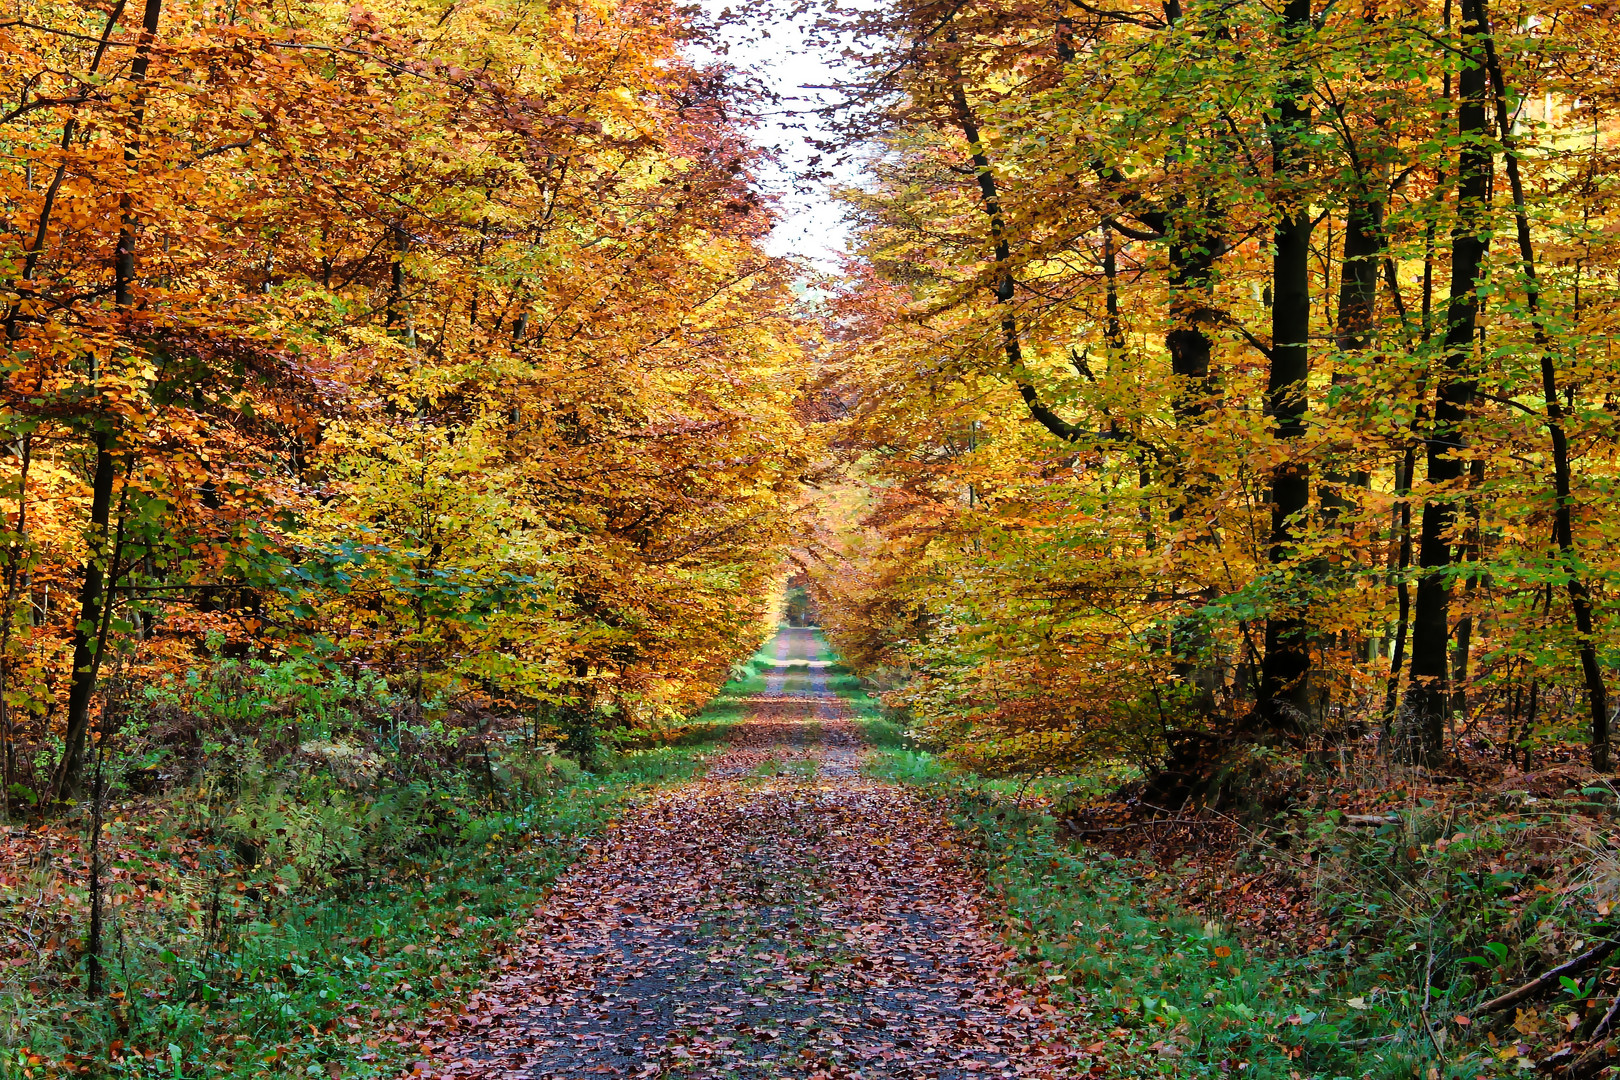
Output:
[10, 631, 1593, 1079]
[413, 628, 1090, 1080]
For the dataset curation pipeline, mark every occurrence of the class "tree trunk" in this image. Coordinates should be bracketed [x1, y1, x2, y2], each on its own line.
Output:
[1386, 125, 1445, 732]
[1401, 0, 1490, 764]
[1321, 178, 1383, 521]
[1473, 0, 1611, 770]
[1383, 447, 1416, 723]
[86, 736, 107, 997]
[387, 222, 408, 335]
[946, 63, 1082, 443]
[56, 438, 117, 799]
[7, 3, 125, 335]
[1451, 456, 1485, 720]
[1258, 0, 1314, 730]
[1166, 208, 1218, 485]
[0, 439, 30, 815]
[52, 0, 160, 800]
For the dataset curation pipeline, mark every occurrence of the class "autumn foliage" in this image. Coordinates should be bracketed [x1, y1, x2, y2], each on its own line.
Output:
[807, 0, 1620, 779]
[0, 0, 808, 802]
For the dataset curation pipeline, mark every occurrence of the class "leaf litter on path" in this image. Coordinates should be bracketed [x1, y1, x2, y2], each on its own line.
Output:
[412, 631, 1091, 1079]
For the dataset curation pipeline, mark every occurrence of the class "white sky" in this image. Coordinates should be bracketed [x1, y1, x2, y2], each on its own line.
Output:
[692, 7, 857, 271]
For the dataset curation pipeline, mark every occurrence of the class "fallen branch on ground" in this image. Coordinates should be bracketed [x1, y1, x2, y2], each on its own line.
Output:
[1067, 818, 1198, 835]
[1470, 939, 1618, 1017]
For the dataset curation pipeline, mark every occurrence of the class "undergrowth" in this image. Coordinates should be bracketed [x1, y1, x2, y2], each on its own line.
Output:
[859, 742, 1458, 1078]
[0, 644, 778, 1080]
[851, 694, 1593, 1077]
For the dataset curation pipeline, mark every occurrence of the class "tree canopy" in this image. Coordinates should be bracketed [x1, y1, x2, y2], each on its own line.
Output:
[0, 0, 809, 801]
[806, 0, 1620, 781]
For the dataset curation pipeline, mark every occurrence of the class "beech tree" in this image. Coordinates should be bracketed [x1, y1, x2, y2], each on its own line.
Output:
[0, 0, 807, 800]
[811, 0, 1620, 777]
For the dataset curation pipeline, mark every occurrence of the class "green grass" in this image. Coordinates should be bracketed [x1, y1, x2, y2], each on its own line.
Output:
[939, 791, 1460, 1079]
[853, 762, 1469, 1078]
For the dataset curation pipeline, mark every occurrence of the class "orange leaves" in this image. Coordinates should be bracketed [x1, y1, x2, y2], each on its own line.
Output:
[0, 0, 812, 787]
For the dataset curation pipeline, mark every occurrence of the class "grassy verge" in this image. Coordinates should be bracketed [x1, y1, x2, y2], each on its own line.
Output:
[863, 743, 1620, 1077]
[828, 664, 1504, 1080]
[0, 646, 779, 1080]
[857, 748, 1437, 1078]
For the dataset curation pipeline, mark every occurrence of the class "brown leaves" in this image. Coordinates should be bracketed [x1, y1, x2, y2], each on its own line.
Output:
[414, 631, 1092, 1078]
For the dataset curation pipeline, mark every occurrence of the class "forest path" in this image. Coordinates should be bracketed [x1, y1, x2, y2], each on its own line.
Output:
[419, 628, 1085, 1079]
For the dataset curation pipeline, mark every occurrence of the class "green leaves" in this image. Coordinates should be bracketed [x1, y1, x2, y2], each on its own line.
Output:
[1461, 942, 1509, 967]
[1559, 975, 1596, 1002]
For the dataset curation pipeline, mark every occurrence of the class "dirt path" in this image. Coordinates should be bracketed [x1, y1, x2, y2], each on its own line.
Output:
[418, 629, 1085, 1079]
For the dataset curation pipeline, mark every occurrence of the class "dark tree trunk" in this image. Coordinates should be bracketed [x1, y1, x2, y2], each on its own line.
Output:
[1383, 447, 1417, 722]
[1402, 0, 1491, 764]
[112, 0, 162, 309]
[1156, 208, 1224, 706]
[1321, 179, 1383, 520]
[1474, 0, 1611, 770]
[946, 63, 1083, 443]
[52, 0, 159, 800]
[1386, 96, 1446, 730]
[86, 737, 107, 997]
[1165, 231, 1216, 445]
[1451, 456, 1485, 719]
[0, 440, 30, 814]
[1334, 186, 1382, 358]
[1158, 0, 1216, 460]
[1258, 0, 1314, 730]
[387, 222, 408, 334]
[56, 438, 116, 800]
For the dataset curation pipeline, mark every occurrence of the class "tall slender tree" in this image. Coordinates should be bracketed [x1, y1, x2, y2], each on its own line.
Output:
[1402, 0, 1492, 764]
[1258, 0, 1315, 729]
